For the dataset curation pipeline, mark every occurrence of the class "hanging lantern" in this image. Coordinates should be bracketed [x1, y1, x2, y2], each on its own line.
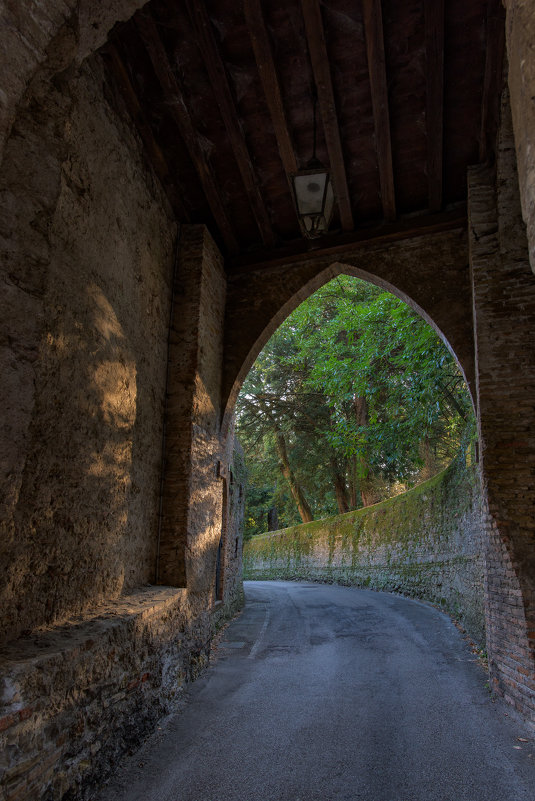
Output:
[291, 160, 335, 238]
[291, 87, 335, 239]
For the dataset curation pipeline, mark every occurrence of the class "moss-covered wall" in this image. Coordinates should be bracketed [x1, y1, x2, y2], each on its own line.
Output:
[243, 453, 485, 647]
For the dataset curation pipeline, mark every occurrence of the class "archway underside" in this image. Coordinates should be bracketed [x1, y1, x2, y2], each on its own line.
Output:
[222, 226, 474, 432]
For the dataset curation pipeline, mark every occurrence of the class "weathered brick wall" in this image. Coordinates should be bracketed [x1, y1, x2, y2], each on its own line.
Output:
[155, 225, 244, 627]
[469, 88, 535, 723]
[217, 436, 246, 621]
[0, 53, 176, 641]
[244, 453, 486, 648]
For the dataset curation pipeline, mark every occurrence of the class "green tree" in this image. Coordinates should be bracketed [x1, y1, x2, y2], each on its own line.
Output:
[237, 276, 473, 531]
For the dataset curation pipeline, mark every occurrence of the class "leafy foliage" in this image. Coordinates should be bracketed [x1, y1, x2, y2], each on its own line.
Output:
[237, 276, 474, 536]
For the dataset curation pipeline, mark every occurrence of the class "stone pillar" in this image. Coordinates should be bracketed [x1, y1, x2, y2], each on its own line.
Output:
[469, 93, 535, 725]
[158, 225, 226, 595]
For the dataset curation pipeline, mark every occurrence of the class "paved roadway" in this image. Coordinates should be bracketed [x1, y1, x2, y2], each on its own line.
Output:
[95, 581, 535, 801]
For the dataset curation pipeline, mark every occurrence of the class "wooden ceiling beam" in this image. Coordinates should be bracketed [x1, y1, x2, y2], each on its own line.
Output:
[103, 42, 190, 223]
[424, 0, 444, 213]
[479, 0, 505, 163]
[244, 0, 298, 177]
[134, 11, 239, 254]
[300, 0, 354, 232]
[186, 0, 275, 248]
[228, 205, 466, 273]
[362, 0, 396, 222]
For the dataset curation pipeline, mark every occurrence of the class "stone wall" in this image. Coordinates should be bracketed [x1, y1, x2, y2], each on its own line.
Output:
[0, 53, 176, 642]
[0, 50, 244, 792]
[0, 10, 245, 795]
[244, 451, 486, 648]
[0, 0, 147, 164]
[0, 40, 244, 794]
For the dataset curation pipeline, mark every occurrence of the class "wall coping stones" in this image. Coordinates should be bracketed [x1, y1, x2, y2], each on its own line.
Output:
[0, 586, 186, 667]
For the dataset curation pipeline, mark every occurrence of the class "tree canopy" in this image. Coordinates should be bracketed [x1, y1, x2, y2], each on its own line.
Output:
[236, 275, 474, 539]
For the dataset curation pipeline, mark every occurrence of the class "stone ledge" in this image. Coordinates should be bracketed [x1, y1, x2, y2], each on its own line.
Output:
[0, 585, 210, 801]
[0, 586, 187, 667]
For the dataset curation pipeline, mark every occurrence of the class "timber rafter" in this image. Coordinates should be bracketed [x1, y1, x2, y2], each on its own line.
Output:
[186, 0, 275, 247]
[362, 0, 396, 222]
[244, 0, 298, 180]
[106, 2, 497, 262]
[300, 0, 354, 232]
[424, 0, 445, 213]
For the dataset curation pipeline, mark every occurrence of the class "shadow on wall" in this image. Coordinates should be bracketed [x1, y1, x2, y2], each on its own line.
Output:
[1, 267, 169, 641]
[0, 54, 176, 643]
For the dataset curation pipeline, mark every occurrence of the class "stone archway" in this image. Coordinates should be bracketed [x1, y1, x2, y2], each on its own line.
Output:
[222, 225, 473, 436]
[220, 112, 535, 721]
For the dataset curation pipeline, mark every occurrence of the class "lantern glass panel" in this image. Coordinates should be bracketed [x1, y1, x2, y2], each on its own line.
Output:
[293, 171, 328, 215]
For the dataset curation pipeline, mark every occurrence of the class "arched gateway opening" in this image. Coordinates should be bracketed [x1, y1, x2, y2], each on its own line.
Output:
[224, 260, 475, 434]
[232, 271, 483, 644]
[219, 222, 535, 722]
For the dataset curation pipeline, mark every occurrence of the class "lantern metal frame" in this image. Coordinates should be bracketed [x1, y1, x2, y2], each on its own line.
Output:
[290, 87, 335, 239]
[291, 161, 335, 239]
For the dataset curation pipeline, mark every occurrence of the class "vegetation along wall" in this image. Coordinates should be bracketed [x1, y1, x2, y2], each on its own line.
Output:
[243, 450, 485, 648]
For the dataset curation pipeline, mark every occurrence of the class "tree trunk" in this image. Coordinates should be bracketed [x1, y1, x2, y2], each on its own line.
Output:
[419, 436, 436, 480]
[331, 459, 350, 514]
[275, 431, 313, 523]
[354, 394, 368, 428]
[267, 506, 279, 531]
[348, 456, 358, 509]
[359, 482, 377, 507]
[353, 396, 378, 507]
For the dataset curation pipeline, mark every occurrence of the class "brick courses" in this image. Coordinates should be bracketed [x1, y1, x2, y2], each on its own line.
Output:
[469, 90, 535, 725]
[0, 588, 209, 801]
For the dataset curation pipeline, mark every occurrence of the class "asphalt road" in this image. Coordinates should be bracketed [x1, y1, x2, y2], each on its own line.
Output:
[95, 581, 535, 801]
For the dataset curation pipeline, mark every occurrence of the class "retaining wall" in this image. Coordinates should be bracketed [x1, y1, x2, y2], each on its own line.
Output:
[244, 453, 486, 647]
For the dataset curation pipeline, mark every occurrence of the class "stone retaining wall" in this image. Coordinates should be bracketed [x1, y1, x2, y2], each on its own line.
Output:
[244, 452, 486, 648]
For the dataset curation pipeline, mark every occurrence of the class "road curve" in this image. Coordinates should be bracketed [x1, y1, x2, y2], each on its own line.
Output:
[94, 581, 535, 801]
